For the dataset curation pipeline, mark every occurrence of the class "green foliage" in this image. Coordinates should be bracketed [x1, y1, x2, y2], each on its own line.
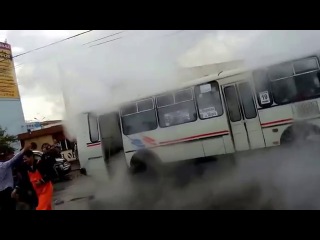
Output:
[0, 126, 17, 154]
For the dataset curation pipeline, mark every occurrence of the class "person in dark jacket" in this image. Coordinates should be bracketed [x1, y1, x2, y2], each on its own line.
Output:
[11, 161, 38, 210]
[23, 149, 56, 210]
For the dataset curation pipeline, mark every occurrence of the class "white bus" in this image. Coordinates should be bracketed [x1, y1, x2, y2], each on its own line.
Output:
[118, 54, 320, 172]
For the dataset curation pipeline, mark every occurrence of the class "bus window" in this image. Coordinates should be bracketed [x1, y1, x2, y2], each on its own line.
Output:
[293, 57, 319, 74]
[156, 88, 197, 128]
[121, 98, 158, 135]
[121, 103, 137, 115]
[88, 113, 99, 142]
[137, 99, 154, 112]
[253, 69, 274, 108]
[271, 77, 297, 104]
[224, 86, 242, 122]
[268, 62, 294, 80]
[269, 57, 320, 104]
[175, 89, 193, 103]
[194, 81, 223, 120]
[238, 82, 257, 119]
[157, 93, 174, 107]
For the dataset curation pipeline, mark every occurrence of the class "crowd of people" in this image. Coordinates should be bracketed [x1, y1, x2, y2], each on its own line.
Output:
[0, 142, 61, 210]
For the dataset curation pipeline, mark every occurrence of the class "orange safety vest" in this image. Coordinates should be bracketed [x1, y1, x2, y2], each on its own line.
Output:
[28, 166, 53, 210]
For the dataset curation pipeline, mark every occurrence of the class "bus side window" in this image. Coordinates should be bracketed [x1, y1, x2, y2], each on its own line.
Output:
[224, 86, 242, 122]
[194, 81, 223, 120]
[156, 89, 197, 128]
[88, 113, 99, 143]
[238, 82, 257, 119]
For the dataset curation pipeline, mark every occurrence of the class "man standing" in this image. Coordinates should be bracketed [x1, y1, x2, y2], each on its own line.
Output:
[11, 161, 38, 210]
[0, 144, 30, 210]
[23, 149, 56, 210]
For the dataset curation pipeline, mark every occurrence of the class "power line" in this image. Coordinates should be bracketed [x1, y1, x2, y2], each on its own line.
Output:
[82, 30, 126, 46]
[8, 30, 191, 69]
[0, 30, 94, 64]
[88, 37, 123, 48]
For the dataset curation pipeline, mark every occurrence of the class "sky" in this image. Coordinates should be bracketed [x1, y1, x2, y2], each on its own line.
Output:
[2, 30, 320, 121]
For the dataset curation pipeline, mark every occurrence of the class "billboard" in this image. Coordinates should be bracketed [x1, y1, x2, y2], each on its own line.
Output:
[0, 42, 20, 99]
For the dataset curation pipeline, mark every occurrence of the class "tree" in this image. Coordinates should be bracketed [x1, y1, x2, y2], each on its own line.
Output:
[0, 125, 17, 154]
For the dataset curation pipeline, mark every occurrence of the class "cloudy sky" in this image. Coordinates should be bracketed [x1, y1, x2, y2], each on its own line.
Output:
[2, 30, 320, 121]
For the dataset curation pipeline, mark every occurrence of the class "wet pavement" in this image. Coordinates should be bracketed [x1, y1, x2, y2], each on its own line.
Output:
[53, 142, 320, 210]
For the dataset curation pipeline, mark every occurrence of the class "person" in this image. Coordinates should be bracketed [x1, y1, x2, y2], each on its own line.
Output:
[30, 142, 37, 151]
[0, 144, 30, 210]
[51, 140, 62, 158]
[11, 160, 38, 210]
[23, 149, 56, 210]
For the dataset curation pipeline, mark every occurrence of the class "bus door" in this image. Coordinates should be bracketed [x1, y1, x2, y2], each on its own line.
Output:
[222, 81, 265, 151]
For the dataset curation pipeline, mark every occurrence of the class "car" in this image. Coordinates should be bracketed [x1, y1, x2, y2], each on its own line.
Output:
[32, 150, 72, 181]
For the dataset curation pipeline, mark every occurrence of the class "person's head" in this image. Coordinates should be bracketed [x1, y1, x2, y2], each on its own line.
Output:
[23, 150, 34, 165]
[30, 142, 37, 150]
[41, 143, 51, 153]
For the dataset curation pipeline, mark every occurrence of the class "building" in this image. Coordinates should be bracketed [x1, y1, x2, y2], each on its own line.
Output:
[0, 42, 26, 151]
[17, 123, 77, 162]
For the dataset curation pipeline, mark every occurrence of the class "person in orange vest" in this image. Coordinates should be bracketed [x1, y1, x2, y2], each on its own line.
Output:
[22, 149, 56, 210]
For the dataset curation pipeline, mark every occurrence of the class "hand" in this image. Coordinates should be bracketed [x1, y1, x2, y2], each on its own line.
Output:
[23, 144, 32, 151]
[11, 189, 19, 200]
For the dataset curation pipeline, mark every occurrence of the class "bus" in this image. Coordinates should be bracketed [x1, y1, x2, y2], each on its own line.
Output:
[118, 54, 320, 172]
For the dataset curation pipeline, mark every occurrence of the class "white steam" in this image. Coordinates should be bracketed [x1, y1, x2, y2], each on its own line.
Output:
[49, 30, 320, 209]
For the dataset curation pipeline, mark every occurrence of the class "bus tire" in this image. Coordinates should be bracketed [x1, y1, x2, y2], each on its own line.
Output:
[129, 150, 163, 177]
[280, 123, 320, 145]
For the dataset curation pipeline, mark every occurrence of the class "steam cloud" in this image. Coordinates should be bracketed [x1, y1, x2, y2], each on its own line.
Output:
[54, 30, 320, 209]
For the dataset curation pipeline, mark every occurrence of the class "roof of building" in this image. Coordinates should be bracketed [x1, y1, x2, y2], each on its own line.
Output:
[18, 124, 64, 141]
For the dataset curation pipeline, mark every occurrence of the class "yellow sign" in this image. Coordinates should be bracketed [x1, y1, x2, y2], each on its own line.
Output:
[0, 42, 20, 99]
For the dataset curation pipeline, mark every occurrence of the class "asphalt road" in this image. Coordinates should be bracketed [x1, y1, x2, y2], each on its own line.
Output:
[53, 141, 320, 210]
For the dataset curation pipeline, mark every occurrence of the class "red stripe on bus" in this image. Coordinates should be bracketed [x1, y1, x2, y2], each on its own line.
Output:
[261, 118, 293, 127]
[159, 130, 229, 145]
[87, 142, 101, 147]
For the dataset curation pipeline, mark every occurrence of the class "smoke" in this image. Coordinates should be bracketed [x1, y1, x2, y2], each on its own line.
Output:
[58, 31, 320, 113]
[86, 140, 320, 210]
[51, 30, 320, 209]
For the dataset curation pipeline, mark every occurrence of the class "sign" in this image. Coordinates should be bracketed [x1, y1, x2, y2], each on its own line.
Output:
[26, 122, 42, 131]
[259, 91, 270, 104]
[0, 42, 20, 99]
[200, 84, 212, 93]
[61, 149, 77, 161]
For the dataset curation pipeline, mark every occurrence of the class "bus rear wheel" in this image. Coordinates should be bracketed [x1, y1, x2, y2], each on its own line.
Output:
[129, 151, 164, 178]
[281, 123, 320, 145]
